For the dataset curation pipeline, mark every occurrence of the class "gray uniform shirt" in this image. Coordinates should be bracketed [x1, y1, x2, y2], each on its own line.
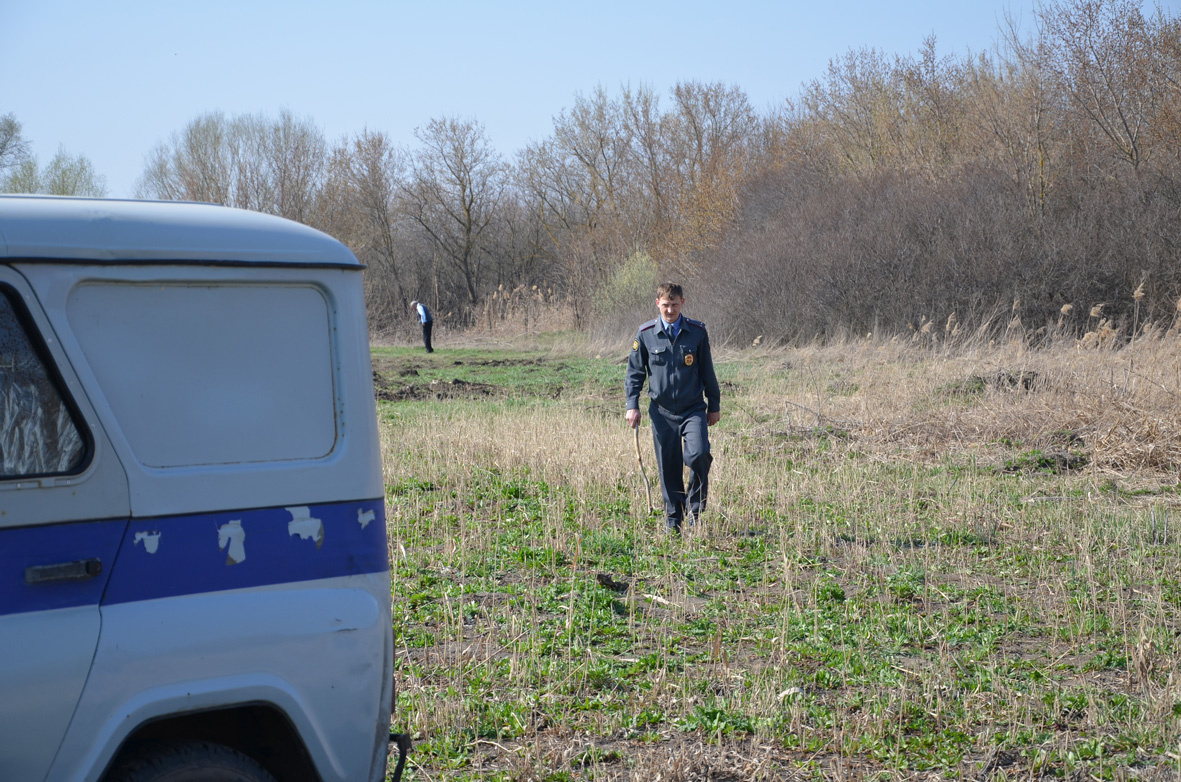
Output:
[626, 317, 721, 416]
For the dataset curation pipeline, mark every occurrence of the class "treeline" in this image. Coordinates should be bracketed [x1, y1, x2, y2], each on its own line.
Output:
[697, 0, 1181, 344]
[0, 115, 108, 198]
[131, 0, 1181, 344]
[132, 87, 765, 338]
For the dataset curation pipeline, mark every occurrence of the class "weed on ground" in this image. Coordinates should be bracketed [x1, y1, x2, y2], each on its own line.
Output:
[382, 340, 1181, 781]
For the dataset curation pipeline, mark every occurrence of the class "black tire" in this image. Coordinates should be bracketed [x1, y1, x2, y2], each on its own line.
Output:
[104, 739, 276, 782]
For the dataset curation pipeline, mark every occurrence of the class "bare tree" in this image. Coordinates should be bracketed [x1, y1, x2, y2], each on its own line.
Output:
[516, 87, 647, 308]
[0, 113, 31, 177]
[622, 84, 672, 234]
[893, 38, 970, 177]
[968, 30, 1062, 219]
[137, 110, 326, 220]
[801, 48, 899, 175]
[549, 87, 634, 233]
[41, 148, 108, 196]
[1038, 0, 1156, 170]
[401, 117, 507, 309]
[264, 110, 327, 222]
[670, 81, 758, 185]
[138, 112, 233, 203]
[329, 130, 411, 324]
[4, 146, 107, 197]
[1143, 8, 1181, 162]
[665, 81, 759, 264]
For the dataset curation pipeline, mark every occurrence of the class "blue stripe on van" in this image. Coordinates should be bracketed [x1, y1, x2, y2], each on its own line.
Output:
[0, 519, 125, 616]
[0, 500, 387, 616]
[102, 500, 388, 605]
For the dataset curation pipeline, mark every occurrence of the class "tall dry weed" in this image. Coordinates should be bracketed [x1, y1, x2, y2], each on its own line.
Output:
[744, 327, 1181, 477]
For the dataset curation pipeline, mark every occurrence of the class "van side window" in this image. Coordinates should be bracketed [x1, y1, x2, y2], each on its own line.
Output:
[0, 288, 86, 478]
[68, 283, 337, 468]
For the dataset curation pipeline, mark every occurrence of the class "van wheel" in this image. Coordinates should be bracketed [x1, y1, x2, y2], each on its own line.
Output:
[105, 739, 276, 782]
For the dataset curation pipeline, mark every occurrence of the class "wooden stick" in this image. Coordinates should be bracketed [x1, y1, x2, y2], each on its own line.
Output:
[633, 425, 653, 512]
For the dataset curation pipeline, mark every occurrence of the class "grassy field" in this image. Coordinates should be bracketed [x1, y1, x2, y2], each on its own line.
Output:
[376, 335, 1181, 781]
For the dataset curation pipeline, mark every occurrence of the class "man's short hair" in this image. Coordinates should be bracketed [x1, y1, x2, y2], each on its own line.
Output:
[657, 282, 684, 300]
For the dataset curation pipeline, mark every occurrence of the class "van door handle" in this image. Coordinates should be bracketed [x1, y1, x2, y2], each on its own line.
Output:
[25, 558, 103, 585]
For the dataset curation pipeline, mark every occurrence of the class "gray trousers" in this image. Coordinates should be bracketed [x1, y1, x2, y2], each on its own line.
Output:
[649, 403, 711, 527]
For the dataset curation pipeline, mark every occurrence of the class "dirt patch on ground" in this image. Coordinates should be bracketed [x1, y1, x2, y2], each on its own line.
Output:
[374, 373, 501, 402]
[372, 355, 563, 402]
[372, 354, 550, 375]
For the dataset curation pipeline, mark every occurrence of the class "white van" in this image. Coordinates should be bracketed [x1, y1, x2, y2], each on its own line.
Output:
[0, 196, 405, 782]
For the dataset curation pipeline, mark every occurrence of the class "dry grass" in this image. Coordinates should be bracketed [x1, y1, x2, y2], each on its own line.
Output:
[734, 331, 1181, 474]
[381, 332, 1181, 781]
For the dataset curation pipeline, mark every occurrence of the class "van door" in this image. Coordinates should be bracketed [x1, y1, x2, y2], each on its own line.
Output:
[0, 269, 130, 782]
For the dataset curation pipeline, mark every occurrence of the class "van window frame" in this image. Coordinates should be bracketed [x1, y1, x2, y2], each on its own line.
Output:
[65, 279, 340, 469]
[0, 282, 93, 481]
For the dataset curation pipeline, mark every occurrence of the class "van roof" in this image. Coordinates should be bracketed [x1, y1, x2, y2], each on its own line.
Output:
[0, 195, 360, 267]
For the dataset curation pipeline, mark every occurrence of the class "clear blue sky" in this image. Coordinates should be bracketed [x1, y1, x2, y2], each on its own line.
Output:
[5, 0, 1173, 198]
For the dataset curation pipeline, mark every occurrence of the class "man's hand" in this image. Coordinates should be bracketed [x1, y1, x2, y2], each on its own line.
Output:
[707, 411, 721, 427]
[626, 409, 641, 428]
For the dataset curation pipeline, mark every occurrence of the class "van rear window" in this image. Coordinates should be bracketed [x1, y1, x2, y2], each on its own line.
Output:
[67, 283, 337, 468]
[0, 288, 86, 478]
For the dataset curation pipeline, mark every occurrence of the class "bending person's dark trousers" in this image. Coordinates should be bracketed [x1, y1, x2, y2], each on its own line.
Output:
[422, 321, 433, 352]
[650, 402, 712, 530]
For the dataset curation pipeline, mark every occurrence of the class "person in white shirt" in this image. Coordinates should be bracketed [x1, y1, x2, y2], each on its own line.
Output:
[409, 300, 434, 353]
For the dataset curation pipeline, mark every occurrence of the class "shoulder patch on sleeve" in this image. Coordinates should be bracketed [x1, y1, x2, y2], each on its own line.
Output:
[632, 339, 639, 351]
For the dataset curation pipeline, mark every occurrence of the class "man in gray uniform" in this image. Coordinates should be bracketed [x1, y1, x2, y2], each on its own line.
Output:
[625, 282, 721, 532]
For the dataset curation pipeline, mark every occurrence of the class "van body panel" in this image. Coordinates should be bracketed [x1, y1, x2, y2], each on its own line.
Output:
[0, 196, 360, 266]
[49, 578, 390, 781]
[0, 519, 125, 615]
[0, 197, 394, 782]
[0, 607, 103, 782]
[0, 267, 131, 529]
[0, 261, 132, 782]
[16, 262, 384, 517]
[0, 519, 125, 781]
[102, 500, 387, 604]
